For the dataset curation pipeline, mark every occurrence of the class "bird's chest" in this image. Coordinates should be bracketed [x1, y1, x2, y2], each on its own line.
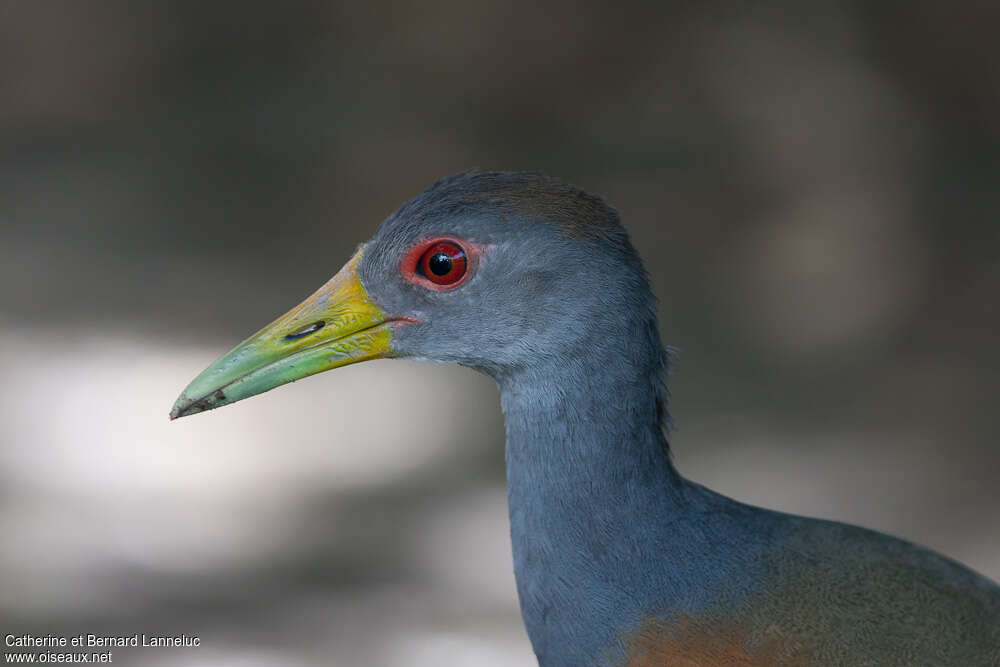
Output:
[510, 516, 769, 667]
[615, 614, 808, 667]
[523, 600, 803, 667]
[501, 414, 776, 666]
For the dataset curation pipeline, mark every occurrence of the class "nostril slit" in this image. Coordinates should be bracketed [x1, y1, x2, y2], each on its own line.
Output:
[284, 320, 325, 341]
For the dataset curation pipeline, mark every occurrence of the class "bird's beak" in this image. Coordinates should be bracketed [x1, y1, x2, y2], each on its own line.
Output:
[170, 247, 398, 419]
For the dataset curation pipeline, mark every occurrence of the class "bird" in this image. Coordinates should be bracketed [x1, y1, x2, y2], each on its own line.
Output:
[171, 171, 1000, 666]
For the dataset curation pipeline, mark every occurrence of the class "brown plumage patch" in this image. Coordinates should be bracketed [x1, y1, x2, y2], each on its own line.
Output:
[462, 172, 621, 241]
[619, 614, 811, 667]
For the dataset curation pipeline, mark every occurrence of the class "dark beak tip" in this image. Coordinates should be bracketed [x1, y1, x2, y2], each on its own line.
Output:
[170, 387, 229, 421]
[169, 396, 199, 421]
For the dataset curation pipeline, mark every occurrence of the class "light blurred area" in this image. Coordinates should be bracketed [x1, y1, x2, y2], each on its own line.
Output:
[1, 2, 998, 665]
[0, 328, 527, 665]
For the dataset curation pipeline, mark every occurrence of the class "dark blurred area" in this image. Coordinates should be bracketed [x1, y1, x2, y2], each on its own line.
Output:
[1, 2, 998, 665]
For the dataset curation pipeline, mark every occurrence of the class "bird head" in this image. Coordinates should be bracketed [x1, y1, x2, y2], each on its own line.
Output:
[170, 171, 657, 419]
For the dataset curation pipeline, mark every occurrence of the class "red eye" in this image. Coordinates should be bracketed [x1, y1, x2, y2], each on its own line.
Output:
[418, 241, 468, 286]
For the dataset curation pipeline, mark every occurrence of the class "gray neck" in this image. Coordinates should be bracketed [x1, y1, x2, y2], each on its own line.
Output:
[500, 355, 683, 511]
[497, 347, 694, 664]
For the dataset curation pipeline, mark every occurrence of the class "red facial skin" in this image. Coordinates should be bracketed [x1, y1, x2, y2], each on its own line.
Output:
[400, 237, 487, 291]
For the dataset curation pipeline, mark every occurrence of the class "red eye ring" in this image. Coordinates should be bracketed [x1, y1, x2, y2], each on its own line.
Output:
[418, 241, 468, 286]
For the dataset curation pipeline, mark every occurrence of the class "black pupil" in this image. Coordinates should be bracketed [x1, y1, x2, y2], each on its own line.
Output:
[428, 252, 453, 276]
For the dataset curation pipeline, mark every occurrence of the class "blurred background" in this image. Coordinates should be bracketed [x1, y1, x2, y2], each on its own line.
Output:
[1, 2, 998, 665]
